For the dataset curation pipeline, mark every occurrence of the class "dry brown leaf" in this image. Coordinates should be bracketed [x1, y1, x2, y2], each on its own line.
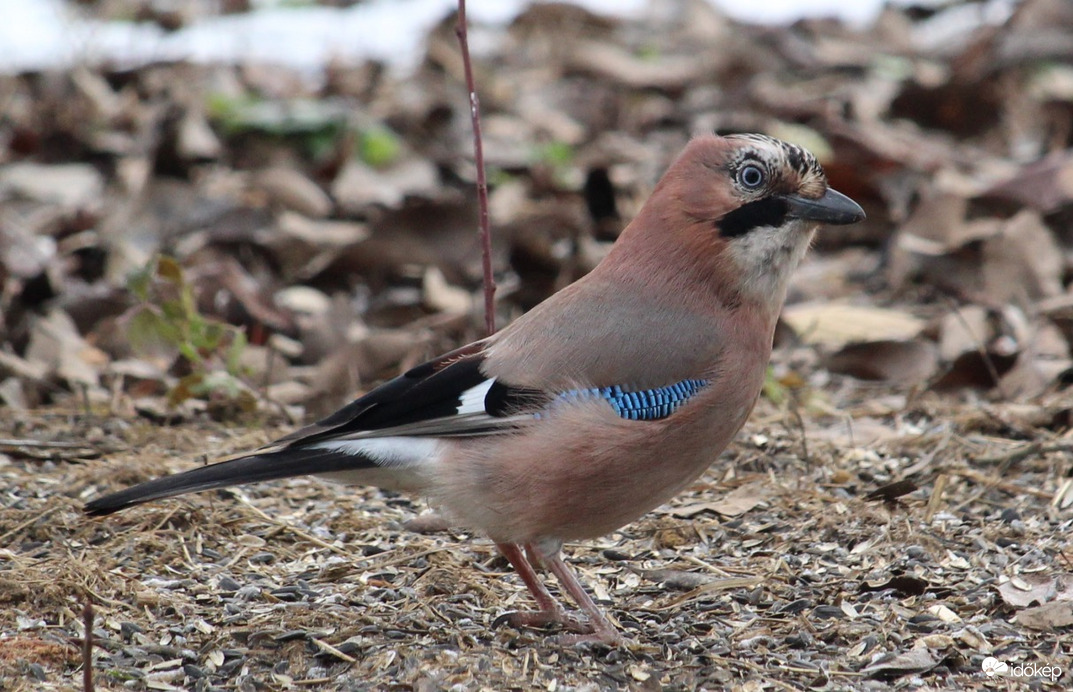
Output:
[24, 308, 107, 388]
[332, 158, 438, 211]
[997, 321, 1073, 399]
[0, 162, 104, 208]
[1000, 575, 1059, 608]
[938, 306, 991, 362]
[826, 339, 938, 383]
[270, 212, 369, 279]
[255, 168, 333, 218]
[782, 301, 925, 348]
[999, 572, 1073, 608]
[980, 150, 1073, 213]
[565, 41, 710, 91]
[896, 193, 1000, 254]
[683, 483, 771, 518]
[422, 266, 472, 315]
[177, 109, 222, 160]
[861, 648, 940, 679]
[1012, 601, 1073, 631]
[982, 211, 1064, 303]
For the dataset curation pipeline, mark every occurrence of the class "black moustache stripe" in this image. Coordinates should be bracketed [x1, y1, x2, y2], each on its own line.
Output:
[718, 197, 789, 238]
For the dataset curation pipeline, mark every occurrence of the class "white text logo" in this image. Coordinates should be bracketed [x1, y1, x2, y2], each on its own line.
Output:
[981, 657, 1062, 682]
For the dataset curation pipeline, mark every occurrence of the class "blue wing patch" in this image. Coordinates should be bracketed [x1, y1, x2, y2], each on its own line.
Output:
[550, 379, 708, 421]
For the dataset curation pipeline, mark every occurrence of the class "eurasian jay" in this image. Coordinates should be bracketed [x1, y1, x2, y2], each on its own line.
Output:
[86, 133, 865, 645]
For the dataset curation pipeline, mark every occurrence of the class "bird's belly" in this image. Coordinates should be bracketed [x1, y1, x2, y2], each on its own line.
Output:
[533, 445, 720, 540]
[432, 388, 756, 543]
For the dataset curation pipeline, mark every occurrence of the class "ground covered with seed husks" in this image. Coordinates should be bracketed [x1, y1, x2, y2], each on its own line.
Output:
[2, 0, 1073, 690]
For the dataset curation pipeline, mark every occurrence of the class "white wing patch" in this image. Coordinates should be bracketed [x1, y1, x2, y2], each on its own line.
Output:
[456, 378, 495, 415]
[313, 437, 438, 469]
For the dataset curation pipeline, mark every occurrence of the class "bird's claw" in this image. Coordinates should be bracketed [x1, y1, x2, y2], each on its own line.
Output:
[492, 609, 593, 634]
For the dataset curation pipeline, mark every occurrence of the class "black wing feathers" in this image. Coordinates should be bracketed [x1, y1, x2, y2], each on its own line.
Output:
[84, 447, 378, 516]
[357, 355, 488, 430]
[275, 345, 546, 447]
[485, 379, 547, 417]
[84, 341, 549, 516]
[280, 352, 488, 447]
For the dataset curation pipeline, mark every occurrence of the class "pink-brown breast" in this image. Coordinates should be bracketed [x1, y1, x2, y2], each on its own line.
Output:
[428, 134, 785, 542]
[432, 308, 773, 544]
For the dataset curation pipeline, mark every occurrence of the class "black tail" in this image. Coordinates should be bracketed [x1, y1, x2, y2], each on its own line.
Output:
[84, 448, 375, 516]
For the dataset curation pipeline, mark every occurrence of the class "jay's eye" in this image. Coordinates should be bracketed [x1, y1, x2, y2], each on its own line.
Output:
[738, 164, 766, 189]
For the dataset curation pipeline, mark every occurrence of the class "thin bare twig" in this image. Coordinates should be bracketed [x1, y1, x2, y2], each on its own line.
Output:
[311, 637, 357, 664]
[940, 297, 1002, 386]
[455, 0, 496, 336]
[82, 599, 94, 692]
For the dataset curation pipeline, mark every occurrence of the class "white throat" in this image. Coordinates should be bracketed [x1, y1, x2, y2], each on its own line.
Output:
[726, 220, 816, 310]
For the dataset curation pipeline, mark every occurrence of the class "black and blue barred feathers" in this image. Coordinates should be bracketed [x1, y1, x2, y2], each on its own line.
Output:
[551, 379, 709, 421]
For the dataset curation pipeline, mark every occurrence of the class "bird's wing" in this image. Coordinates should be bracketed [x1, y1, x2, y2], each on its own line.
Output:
[84, 315, 717, 517]
[287, 313, 722, 444]
[269, 341, 548, 449]
[84, 341, 547, 516]
[480, 270, 734, 393]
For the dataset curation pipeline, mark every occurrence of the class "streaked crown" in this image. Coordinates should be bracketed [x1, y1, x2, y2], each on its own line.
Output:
[723, 133, 828, 201]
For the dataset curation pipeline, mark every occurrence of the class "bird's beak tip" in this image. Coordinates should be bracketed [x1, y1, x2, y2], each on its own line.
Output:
[783, 188, 865, 226]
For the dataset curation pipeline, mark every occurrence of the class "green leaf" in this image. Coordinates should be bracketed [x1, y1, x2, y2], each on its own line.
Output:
[126, 263, 153, 301]
[205, 92, 263, 135]
[160, 298, 186, 323]
[178, 341, 203, 365]
[358, 127, 402, 168]
[125, 306, 182, 354]
[205, 323, 229, 352]
[179, 284, 198, 322]
[156, 255, 184, 284]
[534, 141, 574, 168]
[226, 329, 248, 376]
[487, 166, 514, 187]
[761, 366, 788, 406]
[304, 126, 342, 162]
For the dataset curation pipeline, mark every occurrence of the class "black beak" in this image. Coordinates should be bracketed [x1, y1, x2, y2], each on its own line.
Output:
[782, 188, 865, 225]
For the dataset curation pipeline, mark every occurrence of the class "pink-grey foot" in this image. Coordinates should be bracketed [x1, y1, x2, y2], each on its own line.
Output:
[537, 543, 624, 646]
[493, 541, 626, 645]
[494, 542, 593, 635]
[491, 608, 593, 634]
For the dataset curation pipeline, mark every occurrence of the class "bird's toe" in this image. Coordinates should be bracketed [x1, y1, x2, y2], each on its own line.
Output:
[551, 627, 626, 647]
[492, 609, 593, 634]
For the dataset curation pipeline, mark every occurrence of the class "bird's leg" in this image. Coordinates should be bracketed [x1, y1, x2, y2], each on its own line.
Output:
[536, 544, 625, 646]
[492, 542, 591, 634]
[496, 542, 559, 613]
[523, 543, 545, 570]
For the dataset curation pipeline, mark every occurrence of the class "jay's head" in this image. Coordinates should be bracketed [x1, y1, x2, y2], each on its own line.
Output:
[626, 133, 865, 311]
